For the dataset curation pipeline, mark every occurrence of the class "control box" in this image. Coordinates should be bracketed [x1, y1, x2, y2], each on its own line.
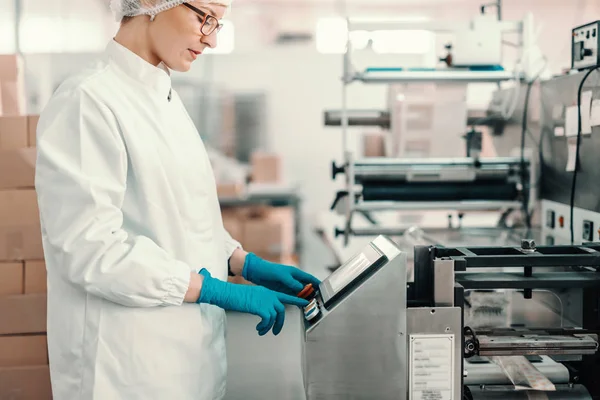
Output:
[572, 21, 600, 70]
[541, 199, 600, 245]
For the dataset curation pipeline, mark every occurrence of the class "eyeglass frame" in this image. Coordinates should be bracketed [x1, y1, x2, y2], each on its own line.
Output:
[182, 3, 224, 36]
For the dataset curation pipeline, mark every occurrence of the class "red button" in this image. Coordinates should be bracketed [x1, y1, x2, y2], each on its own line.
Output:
[559, 216, 565, 228]
[298, 284, 313, 299]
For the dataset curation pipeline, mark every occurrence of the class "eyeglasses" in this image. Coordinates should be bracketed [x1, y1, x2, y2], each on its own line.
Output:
[183, 3, 223, 36]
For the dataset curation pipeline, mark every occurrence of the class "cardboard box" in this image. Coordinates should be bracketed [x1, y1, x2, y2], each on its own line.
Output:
[27, 115, 39, 147]
[363, 132, 386, 157]
[217, 183, 244, 199]
[0, 225, 44, 261]
[0, 294, 47, 335]
[0, 262, 24, 295]
[24, 261, 46, 294]
[0, 366, 52, 400]
[0, 116, 28, 150]
[221, 209, 243, 243]
[250, 152, 282, 183]
[0, 55, 24, 81]
[0, 190, 40, 227]
[0, 81, 26, 116]
[243, 207, 295, 255]
[0, 335, 48, 367]
[0, 190, 43, 261]
[0, 148, 36, 189]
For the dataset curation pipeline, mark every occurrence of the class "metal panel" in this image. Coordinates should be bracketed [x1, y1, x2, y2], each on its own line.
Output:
[303, 252, 408, 400]
[407, 307, 462, 400]
[468, 384, 592, 400]
[434, 259, 455, 306]
[456, 271, 600, 289]
[539, 71, 600, 213]
[477, 334, 599, 356]
[464, 356, 569, 385]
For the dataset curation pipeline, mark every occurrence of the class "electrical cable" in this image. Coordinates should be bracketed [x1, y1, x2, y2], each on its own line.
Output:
[518, 57, 547, 228]
[520, 80, 534, 228]
[570, 65, 600, 244]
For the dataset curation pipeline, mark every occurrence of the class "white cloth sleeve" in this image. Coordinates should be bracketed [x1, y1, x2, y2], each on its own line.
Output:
[35, 87, 191, 307]
[223, 228, 242, 260]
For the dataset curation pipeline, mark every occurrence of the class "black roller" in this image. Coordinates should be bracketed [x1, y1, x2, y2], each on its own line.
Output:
[362, 182, 518, 202]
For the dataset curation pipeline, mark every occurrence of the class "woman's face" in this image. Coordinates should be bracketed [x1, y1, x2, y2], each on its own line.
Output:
[149, 2, 227, 72]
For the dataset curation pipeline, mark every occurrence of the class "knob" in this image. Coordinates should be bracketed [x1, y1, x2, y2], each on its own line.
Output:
[521, 239, 536, 251]
[331, 161, 346, 180]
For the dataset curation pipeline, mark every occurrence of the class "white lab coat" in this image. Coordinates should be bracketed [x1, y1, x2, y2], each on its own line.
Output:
[35, 39, 241, 400]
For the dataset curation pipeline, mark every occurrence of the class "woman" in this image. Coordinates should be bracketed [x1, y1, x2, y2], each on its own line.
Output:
[34, 1, 321, 399]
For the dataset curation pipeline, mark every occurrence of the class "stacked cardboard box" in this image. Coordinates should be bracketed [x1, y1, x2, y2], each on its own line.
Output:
[0, 56, 50, 398]
[250, 151, 282, 184]
[222, 205, 298, 284]
[362, 132, 386, 157]
[0, 55, 27, 117]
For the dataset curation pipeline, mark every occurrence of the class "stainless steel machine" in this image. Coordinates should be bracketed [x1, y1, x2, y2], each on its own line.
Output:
[323, 2, 541, 246]
[301, 235, 600, 399]
[537, 70, 600, 246]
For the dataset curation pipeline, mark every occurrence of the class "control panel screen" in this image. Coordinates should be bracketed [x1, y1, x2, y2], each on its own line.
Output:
[319, 243, 387, 309]
[327, 252, 372, 293]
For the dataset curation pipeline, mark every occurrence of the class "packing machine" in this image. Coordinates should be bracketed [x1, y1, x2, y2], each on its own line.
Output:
[536, 70, 600, 245]
[330, 155, 532, 244]
[300, 235, 600, 399]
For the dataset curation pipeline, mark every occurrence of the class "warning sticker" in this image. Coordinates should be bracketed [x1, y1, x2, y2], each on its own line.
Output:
[409, 334, 455, 400]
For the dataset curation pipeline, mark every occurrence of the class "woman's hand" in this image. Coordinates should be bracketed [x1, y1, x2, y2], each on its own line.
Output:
[241, 253, 321, 296]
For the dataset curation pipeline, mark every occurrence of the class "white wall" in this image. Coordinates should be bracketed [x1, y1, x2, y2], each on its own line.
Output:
[177, 47, 429, 216]
[15, 0, 600, 222]
[176, 0, 600, 220]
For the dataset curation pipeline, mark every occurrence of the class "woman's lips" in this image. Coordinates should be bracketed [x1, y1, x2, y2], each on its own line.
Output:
[189, 49, 201, 59]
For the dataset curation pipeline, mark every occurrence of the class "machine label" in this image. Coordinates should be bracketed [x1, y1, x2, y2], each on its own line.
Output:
[409, 334, 454, 400]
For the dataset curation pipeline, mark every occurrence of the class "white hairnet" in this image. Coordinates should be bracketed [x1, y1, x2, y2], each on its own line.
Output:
[110, 0, 232, 22]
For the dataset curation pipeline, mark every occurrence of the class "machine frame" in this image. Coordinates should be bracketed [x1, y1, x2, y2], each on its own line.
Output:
[412, 240, 600, 399]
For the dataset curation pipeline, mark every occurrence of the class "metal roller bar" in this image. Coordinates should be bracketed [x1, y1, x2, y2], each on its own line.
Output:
[464, 356, 570, 385]
[347, 19, 522, 33]
[467, 384, 592, 400]
[353, 69, 517, 84]
[477, 334, 599, 356]
[456, 271, 600, 289]
[323, 109, 390, 128]
[349, 156, 527, 167]
[333, 157, 528, 182]
[353, 200, 523, 212]
[361, 182, 519, 202]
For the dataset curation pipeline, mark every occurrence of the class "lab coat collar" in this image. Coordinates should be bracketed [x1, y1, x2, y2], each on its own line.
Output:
[105, 39, 172, 102]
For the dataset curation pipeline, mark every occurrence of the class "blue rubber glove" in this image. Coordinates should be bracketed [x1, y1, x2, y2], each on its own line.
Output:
[197, 269, 309, 336]
[242, 253, 322, 296]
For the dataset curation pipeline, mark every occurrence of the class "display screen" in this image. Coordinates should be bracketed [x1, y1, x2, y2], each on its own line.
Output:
[319, 243, 387, 308]
[327, 252, 371, 293]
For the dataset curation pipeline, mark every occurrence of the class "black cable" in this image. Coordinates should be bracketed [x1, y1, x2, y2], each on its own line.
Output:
[520, 80, 535, 229]
[570, 66, 600, 244]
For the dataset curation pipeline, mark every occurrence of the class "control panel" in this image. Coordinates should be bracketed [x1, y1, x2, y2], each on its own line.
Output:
[572, 21, 600, 70]
[541, 200, 600, 244]
[300, 235, 401, 329]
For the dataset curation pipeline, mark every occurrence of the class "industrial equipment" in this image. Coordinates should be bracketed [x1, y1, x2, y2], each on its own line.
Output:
[329, 155, 533, 242]
[301, 235, 409, 399]
[572, 21, 600, 71]
[326, 1, 542, 245]
[538, 69, 600, 245]
[301, 235, 600, 399]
